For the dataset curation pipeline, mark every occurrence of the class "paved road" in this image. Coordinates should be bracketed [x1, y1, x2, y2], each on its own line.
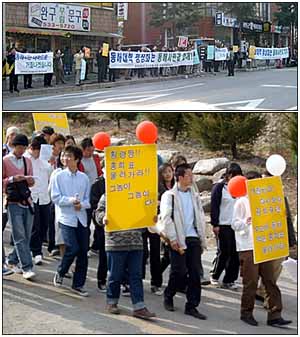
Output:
[3, 225, 297, 334]
[3, 68, 297, 111]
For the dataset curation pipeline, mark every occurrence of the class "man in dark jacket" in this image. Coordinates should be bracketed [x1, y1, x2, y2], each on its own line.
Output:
[7, 47, 19, 93]
[210, 162, 243, 289]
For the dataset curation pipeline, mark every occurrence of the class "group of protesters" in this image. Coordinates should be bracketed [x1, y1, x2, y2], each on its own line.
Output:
[2, 124, 296, 325]
[4, 39, 294, 94]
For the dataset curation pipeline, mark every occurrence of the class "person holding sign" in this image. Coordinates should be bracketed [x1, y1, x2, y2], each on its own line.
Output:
[95, 193, 156, 320]
[232, 171, 292, 327]
[7, 47, 19, 93]
[160, 164, 207, 320]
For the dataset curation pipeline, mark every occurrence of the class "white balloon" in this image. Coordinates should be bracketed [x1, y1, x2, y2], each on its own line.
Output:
[266, 154, 286, 176]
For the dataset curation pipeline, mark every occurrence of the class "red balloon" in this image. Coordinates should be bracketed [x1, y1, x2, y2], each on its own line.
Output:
[92, 132, 111, 150]
[228, 175, 247, 198]
[136, 121, 158, 144]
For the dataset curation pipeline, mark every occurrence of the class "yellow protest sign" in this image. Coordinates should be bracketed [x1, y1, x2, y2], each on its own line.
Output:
[102, 43, 109, 57]
[233, 45, 239, 53]
[105, 144, 158, 232]
[32, 113, 70, 135]
[247, 176, 289, 264]
[249, 45, 256, 59]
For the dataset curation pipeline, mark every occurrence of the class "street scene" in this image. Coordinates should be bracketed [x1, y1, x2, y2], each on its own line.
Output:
[2, 2, 298, 111]
[2, 111, 298, 334]
[2, 67, 297, 111]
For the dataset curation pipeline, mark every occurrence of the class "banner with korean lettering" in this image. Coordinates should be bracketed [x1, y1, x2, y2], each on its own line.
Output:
[105, 144, 158, 232]
[109, 50, 195, 68]
[215, 47, 228, 61]
[32, 113, 70, 135]
[15, 52, 53, 75]
[254, 47, 289, 60]
[28, 3, 90, 31]
[247, 176, 289, 264]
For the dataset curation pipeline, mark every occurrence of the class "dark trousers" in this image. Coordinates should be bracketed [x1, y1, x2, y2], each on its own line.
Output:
[96, 226, 107, 285]
[97, 63, 106, 82]
[211, 226, 240, 283]
[239, 250, 282, 320]
[227, 60, 235, 76]
[164, 237, 202, 310]
[23, 74, 32, 88]
[142, 231, 163, 287]
[9, 73, 18, 91]
[30, 201, 51, 257]
[91, 224, 102, 250]
[160, 242, 170, 274]
[44, 73, 53, 86]
[109, 69, 116, 82]
[47, 203, 56, 253]
[58, 221, 89, 288]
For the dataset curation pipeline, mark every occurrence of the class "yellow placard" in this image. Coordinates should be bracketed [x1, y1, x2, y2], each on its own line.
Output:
[233, 45, 239, 53]
[105, 144, 158, 232]
[249, 45, 256, 59]
[102, 43, 109, 57]
[32, 113, 70, 135]
[247, 176, 289, 264]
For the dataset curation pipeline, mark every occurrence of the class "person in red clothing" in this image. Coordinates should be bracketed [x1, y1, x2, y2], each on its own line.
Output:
[78, 137, 103, 253]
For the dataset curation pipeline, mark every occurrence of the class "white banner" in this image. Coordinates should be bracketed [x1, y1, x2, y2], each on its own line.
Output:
[215, 47, 228, 61]
[109, 50, 195, 69]
[28, 3, 90, 31]
[15, 52, 53, 75]
[255, 47, 289, 60]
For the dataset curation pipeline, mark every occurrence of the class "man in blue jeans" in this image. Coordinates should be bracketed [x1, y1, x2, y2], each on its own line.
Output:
[95, 193, 156, 319]
[51, 145, 91, 296]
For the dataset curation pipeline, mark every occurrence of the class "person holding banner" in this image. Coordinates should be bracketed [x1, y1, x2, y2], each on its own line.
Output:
[232, 171, 292, 327]
[96, 44, 106, 83]
[227, 46, 235, 76]
[160, 164, 207, 320]
[74, 49, 84, 86]
[7, 47, 19, 93]
[95, 193, 156, 319]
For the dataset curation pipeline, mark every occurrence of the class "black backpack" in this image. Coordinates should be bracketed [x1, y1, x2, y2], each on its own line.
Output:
[6, 157, 34, 214]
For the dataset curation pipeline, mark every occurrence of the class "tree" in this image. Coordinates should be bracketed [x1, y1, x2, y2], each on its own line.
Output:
[107, 112, 137, 129]
[145, 112, 190, 141]
[274, 3, 298, 27]
[190, 113, 266, 158]
[288, 112, 297, 163]
[220, 3, 257, 21]
[149, 3, 206, 46]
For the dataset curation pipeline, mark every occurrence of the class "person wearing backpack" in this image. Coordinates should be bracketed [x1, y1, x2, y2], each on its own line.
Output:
[3, 134, 36, 280]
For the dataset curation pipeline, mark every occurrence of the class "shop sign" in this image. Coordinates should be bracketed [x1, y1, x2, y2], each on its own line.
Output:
[28, 3, 90, 31]
[117, 3, 128, 21]
[215, 12, 238, 28]
[263, 22, 271, 32]
[241, 21, 263, 32]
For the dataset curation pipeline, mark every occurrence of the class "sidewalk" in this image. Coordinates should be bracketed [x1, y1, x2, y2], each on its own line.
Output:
[2, 64, 278, 98]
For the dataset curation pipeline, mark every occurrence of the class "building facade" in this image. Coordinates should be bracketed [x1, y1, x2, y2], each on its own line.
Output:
[4, 2, 120, 58]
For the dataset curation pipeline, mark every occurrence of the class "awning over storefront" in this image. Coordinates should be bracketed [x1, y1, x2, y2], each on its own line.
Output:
[6, 26, 123, 38]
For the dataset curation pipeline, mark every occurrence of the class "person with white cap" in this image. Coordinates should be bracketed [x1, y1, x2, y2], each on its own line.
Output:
[3, 126, 20, 156]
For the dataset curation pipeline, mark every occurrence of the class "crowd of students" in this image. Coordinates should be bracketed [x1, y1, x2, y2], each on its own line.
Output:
[2, 125, 296, 325]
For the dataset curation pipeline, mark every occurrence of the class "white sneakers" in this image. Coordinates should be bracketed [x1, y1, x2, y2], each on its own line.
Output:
[210, 277, 219, 286]
[34, 255, 43, 265]
[23, 270, 36, 280]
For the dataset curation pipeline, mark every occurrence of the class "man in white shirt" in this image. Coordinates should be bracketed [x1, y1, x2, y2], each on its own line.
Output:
[24, 136, 52, 265]
[160, 164, 207, 320]
[51, 145, 91, 296]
